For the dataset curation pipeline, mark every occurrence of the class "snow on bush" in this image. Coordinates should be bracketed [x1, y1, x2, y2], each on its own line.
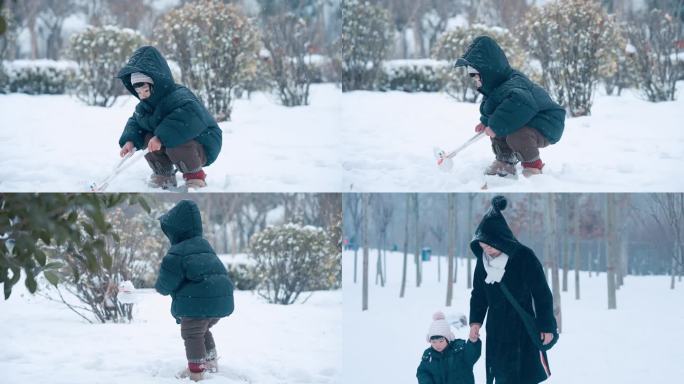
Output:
[262, 14, 315, 107]
[379, 59, 447, 93]
[155, 0, 260, 121]
[69, 26, 145, 107]
[2, 60, 78, 94]
[341, 0, 394, 91]
[519, 0, 621, 116]
[250, 223, 339, 305]
[432, 24, 530, 103]
[625, 8, 682, 102]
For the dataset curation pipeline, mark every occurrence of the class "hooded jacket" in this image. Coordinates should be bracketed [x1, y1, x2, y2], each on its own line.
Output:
[417, 339, 481, 384]
[455, 36, 566, 144]
[117, 46, 222, 166]
[469, 196, 556, 384]
[155, 200, 234, 320]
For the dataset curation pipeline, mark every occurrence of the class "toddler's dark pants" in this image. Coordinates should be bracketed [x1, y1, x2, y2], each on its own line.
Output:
[490, 126, 549, 163]
[143, 134, 207, 175]
[180, 317, 220, 364]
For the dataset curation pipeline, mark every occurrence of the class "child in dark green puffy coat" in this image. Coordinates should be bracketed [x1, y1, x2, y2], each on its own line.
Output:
[155, 200, 234, 382]
[117, 46, 222, 189]
[454, 36, 566, 178]
[416, 311, 481, 384]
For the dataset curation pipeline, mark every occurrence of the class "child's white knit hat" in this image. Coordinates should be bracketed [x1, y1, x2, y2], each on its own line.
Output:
[426, 311, 455, 342]
[467, 65, 479, 74]
[131, 72, 154, 85]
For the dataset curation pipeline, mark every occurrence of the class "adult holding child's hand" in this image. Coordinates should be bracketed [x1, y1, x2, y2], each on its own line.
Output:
[469, 196, 558, 384]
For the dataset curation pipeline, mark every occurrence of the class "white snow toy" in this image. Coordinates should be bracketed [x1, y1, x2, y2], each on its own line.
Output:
[89, 149, 146, 192]
[433, 131, 485, 171]
[116, 280, 138, 305]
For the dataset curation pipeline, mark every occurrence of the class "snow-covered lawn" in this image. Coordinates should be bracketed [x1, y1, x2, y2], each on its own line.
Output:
[0, 286, 342, 384]
[0, 84, 341, 192]
[342, 250, 684, 383]
[340, 85, 684, 192]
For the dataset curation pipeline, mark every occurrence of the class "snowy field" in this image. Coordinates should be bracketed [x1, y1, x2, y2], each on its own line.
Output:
[0, 84, 341, 192]
[0, 284, 342, 384]
[342, 250, 684, 384]
[340, 84, 684, 192]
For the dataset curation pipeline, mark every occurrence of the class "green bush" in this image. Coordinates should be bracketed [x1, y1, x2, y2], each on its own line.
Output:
[69, 26, 145, 107]
[379, 60, 447, 92]
[155, 0, 260, 121]
[3, 60, 77, 94]
[250, 223, 339, 304]
[519, 0, 620, 115]
[341, 0, 394, 91]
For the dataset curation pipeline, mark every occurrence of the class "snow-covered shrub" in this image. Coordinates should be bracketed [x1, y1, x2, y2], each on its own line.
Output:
[155, 0, 260, 121]
[69, 26, 145, 107]
[625, 8, 682, 102]
[0, 7, 17, 94]
[262, 14, 315, 106]
[519, 0, 620, 116]
[599, 23, 635, 97]
[250, 223, 339, 305]
[379, 59, 447, 92]
[341, 0, 394, 91]
[226, 264, 258, 290]
[307, 54, 338, 83]
[3, 60, 77, 94]
[433, 24, 530, 103]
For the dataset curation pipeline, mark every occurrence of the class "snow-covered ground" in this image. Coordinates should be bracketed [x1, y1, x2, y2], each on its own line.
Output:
[0, 285, 341, 384]
[0, 84, 341, 192]
[342, 250, 684, 384]
[340, 84, 684, 192]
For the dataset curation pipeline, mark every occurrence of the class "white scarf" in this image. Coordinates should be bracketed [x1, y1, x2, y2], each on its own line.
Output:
[482, 252, 509, 284]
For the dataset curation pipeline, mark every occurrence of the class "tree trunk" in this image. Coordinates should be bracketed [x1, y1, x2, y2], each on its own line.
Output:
[574, 201, 581, 300]
[561, 196, 569, 292]
[446, 194, 455, 307]
[414, 194, 421, 287]
[400, 195, 410, 298]
[606, 195, 617, 310]
[362, 194, 369, 311]
[671, 243, 677, 290]
[546, 195, 562, 332]
[375, 247, 383, 285]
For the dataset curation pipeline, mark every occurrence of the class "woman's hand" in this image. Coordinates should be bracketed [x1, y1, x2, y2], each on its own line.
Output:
[120, 141, 135, 157]
[541, 332, 554, 345]
[475, 123, 485, 133]
[484, 126, 496, 138]
[469, 323, 481, 342]
[148, 136, 162, 152]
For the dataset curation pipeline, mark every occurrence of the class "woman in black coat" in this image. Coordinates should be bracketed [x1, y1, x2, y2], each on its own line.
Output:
[468, 196, 558, 384]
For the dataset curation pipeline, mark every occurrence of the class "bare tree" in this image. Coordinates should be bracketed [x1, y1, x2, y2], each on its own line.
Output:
[545, 194, 562, 332]
[606, 194, 618, 309]
[446, 193, 455, 307]
[400, 194, 410, 298]
[413, 193, 423, 287]
[625, 6, 683, 102]
[16, 0, 40, 59]
[39, 0, 76, 59]
[650, 194, 684, 289]
[262, 13, 316, 106]
[362, 194, 369, 311]
[561, 195, 569, 292]
[574, 195, 582, 300]
[345, 194, 363, 283]
[373, 195, 394, 286]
